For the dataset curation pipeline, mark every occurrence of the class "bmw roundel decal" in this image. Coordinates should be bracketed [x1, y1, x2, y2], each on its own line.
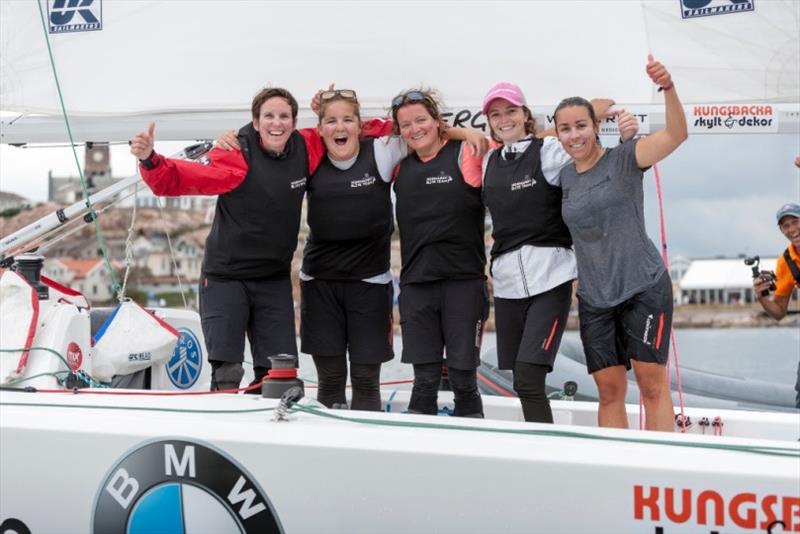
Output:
[92, 439, 282, 533]
[167, 328, 203, 389]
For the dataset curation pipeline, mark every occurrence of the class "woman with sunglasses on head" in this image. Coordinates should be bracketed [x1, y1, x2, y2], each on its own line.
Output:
[479, 85, 638, 423]
[130, 87, 324, 393]
[554, 56, 687, 431]
[391, 89, 491, 418]
[218, 88, 485, 411]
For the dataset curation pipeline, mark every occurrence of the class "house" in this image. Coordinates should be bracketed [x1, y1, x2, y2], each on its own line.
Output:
[0, 191, 30, 212]
[43, 257, 115, 303]
[142, 232, 205, 282]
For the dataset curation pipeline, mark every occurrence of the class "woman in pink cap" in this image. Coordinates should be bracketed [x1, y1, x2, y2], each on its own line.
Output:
[480, 83, 638, 423]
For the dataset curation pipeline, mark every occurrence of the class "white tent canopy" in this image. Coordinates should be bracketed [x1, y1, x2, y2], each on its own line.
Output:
[679, 258, 778, 290]
[1, 1, 798, 142]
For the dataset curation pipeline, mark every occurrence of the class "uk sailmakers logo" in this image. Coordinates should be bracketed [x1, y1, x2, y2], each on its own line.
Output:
[93, 439, 283, 534]
[48, 0, 102, 33]
[680, 0, 754, 19]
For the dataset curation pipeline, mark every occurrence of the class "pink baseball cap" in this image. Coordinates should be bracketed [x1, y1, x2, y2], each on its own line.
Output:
[482, 82, 526, 115]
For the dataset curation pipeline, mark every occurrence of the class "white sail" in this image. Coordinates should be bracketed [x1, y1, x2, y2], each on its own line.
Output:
[1, 0, 798, 142]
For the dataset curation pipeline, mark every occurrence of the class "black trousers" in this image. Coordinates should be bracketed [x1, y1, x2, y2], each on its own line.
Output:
[513, 361, 553, 423]
[408, 362, 483, 417]
[312, 354, 382, 411]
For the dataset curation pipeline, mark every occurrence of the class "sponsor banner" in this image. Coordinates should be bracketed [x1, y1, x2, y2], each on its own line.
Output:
[690, 104, 778, 133]
[680, 0, 755, 20]
[440, 108, 653, 137]
[48, 0, 102, 34]
[630, 483, 800, 533]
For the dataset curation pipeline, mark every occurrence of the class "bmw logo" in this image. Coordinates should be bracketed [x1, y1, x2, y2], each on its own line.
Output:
[92, 439, 282, 533]
[167, 328, 203, 389]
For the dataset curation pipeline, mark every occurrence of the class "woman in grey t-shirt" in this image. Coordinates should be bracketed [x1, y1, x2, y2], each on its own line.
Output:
[554, 56, 688, 432]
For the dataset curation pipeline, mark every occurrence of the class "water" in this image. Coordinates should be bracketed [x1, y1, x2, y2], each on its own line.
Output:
[299, 327, 799, 388]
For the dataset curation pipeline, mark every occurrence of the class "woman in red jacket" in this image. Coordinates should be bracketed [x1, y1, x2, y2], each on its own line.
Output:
[130, 87, 324, 392]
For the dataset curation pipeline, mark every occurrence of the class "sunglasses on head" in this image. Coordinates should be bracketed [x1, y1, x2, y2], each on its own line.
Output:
[319, 89, 357, 102]
[391, 90, 428, 109]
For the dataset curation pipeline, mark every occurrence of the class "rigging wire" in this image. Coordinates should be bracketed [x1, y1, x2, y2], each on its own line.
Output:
[154, 195, 189, 309]
[34, 0, 121, 295]
[652, 162, 688, 432]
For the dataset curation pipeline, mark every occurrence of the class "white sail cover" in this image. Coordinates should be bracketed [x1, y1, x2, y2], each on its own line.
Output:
[1, 0, 798, 142]
[0, 271, 39, 380]
[91, 299, 179, 382]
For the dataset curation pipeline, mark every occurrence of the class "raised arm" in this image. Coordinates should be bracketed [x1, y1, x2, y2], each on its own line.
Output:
[635, 55, 688, 168]
[130, 122, 246, 196]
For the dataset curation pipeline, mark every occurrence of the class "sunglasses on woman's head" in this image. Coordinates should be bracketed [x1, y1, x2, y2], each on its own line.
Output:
[319, 89, 357, 102]
[391, 91, 428, 109]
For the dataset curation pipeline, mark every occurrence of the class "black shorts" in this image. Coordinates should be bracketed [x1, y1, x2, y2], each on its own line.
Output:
[494, 281, 573, 371]
[199, 273, 297, 367]
[399, 278, 489, 370]
[578, 272, 673, 374]
[300, 279, 394, 364]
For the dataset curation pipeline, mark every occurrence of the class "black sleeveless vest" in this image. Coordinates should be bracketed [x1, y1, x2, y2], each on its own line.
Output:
[483, 139, 572, 259]
[302, 140, 393, 280]
[394, 141, 486, 284]
[202, 125, 307, 279]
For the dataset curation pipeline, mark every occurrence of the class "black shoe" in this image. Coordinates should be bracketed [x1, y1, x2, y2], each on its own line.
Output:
[210, 362, 244, 391]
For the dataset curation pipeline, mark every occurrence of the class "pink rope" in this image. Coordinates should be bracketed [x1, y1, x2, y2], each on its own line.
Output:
[652, 162, 687, 432]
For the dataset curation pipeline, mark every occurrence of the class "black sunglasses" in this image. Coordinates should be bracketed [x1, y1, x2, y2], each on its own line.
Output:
[319, 89, 357, 101]
[391, 90, 428, 109]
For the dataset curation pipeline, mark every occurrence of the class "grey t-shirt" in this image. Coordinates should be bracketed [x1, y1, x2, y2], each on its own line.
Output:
[559, 139, 665, 308]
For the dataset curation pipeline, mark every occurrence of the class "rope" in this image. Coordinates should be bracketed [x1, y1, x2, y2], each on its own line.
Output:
[287, 404, 798, 459]
[0, 347, 107, 388]
[117, 182, 140, 302]
[0, 399, 794, 458]
[652, 162, 687, 431]
[154, 196, 189, 309]
[35, 0, 121, 295]
[0, 400, 276, 415]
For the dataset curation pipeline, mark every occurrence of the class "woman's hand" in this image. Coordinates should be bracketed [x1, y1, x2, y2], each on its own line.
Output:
[616, 109, 639, 141]
[311, 83, 335, 116]
[216, 130, 240, 151]
[130, 122, 155, 160]
[462, 128, 489, 157]
[646, 54, 673, 90]
[590, 98, 616, 120]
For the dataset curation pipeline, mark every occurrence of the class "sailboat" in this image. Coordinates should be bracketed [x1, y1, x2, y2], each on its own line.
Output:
[1, 1, 798, 533]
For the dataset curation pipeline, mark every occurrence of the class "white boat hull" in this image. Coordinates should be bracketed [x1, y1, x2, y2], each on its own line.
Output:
[1, 390, 797, 534]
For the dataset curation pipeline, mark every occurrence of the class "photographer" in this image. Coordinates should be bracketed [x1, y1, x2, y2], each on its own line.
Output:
[753, 201, 800, 408]
[755, 203, 800, 320]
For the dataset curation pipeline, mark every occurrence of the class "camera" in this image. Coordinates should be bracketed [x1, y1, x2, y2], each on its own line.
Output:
[744, 256, 776, 296]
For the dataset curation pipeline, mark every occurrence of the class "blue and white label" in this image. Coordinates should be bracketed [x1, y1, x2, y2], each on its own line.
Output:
[93, 439, 283, 533]
[48, 0, 102, 33]
[680, 0, 754, 19]
[166, 328, 203, 389]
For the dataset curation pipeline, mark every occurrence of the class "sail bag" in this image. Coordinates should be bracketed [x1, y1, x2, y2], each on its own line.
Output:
[91, 299, 179, 382]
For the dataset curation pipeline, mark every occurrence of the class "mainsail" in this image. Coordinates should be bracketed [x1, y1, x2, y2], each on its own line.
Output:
[1, 0, 798, 142]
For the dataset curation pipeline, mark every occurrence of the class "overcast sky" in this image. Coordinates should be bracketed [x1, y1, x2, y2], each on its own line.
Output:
[1, 134, 798, 259]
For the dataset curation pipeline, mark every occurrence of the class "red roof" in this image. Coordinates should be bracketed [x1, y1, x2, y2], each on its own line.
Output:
[57, 258, 105, 279]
